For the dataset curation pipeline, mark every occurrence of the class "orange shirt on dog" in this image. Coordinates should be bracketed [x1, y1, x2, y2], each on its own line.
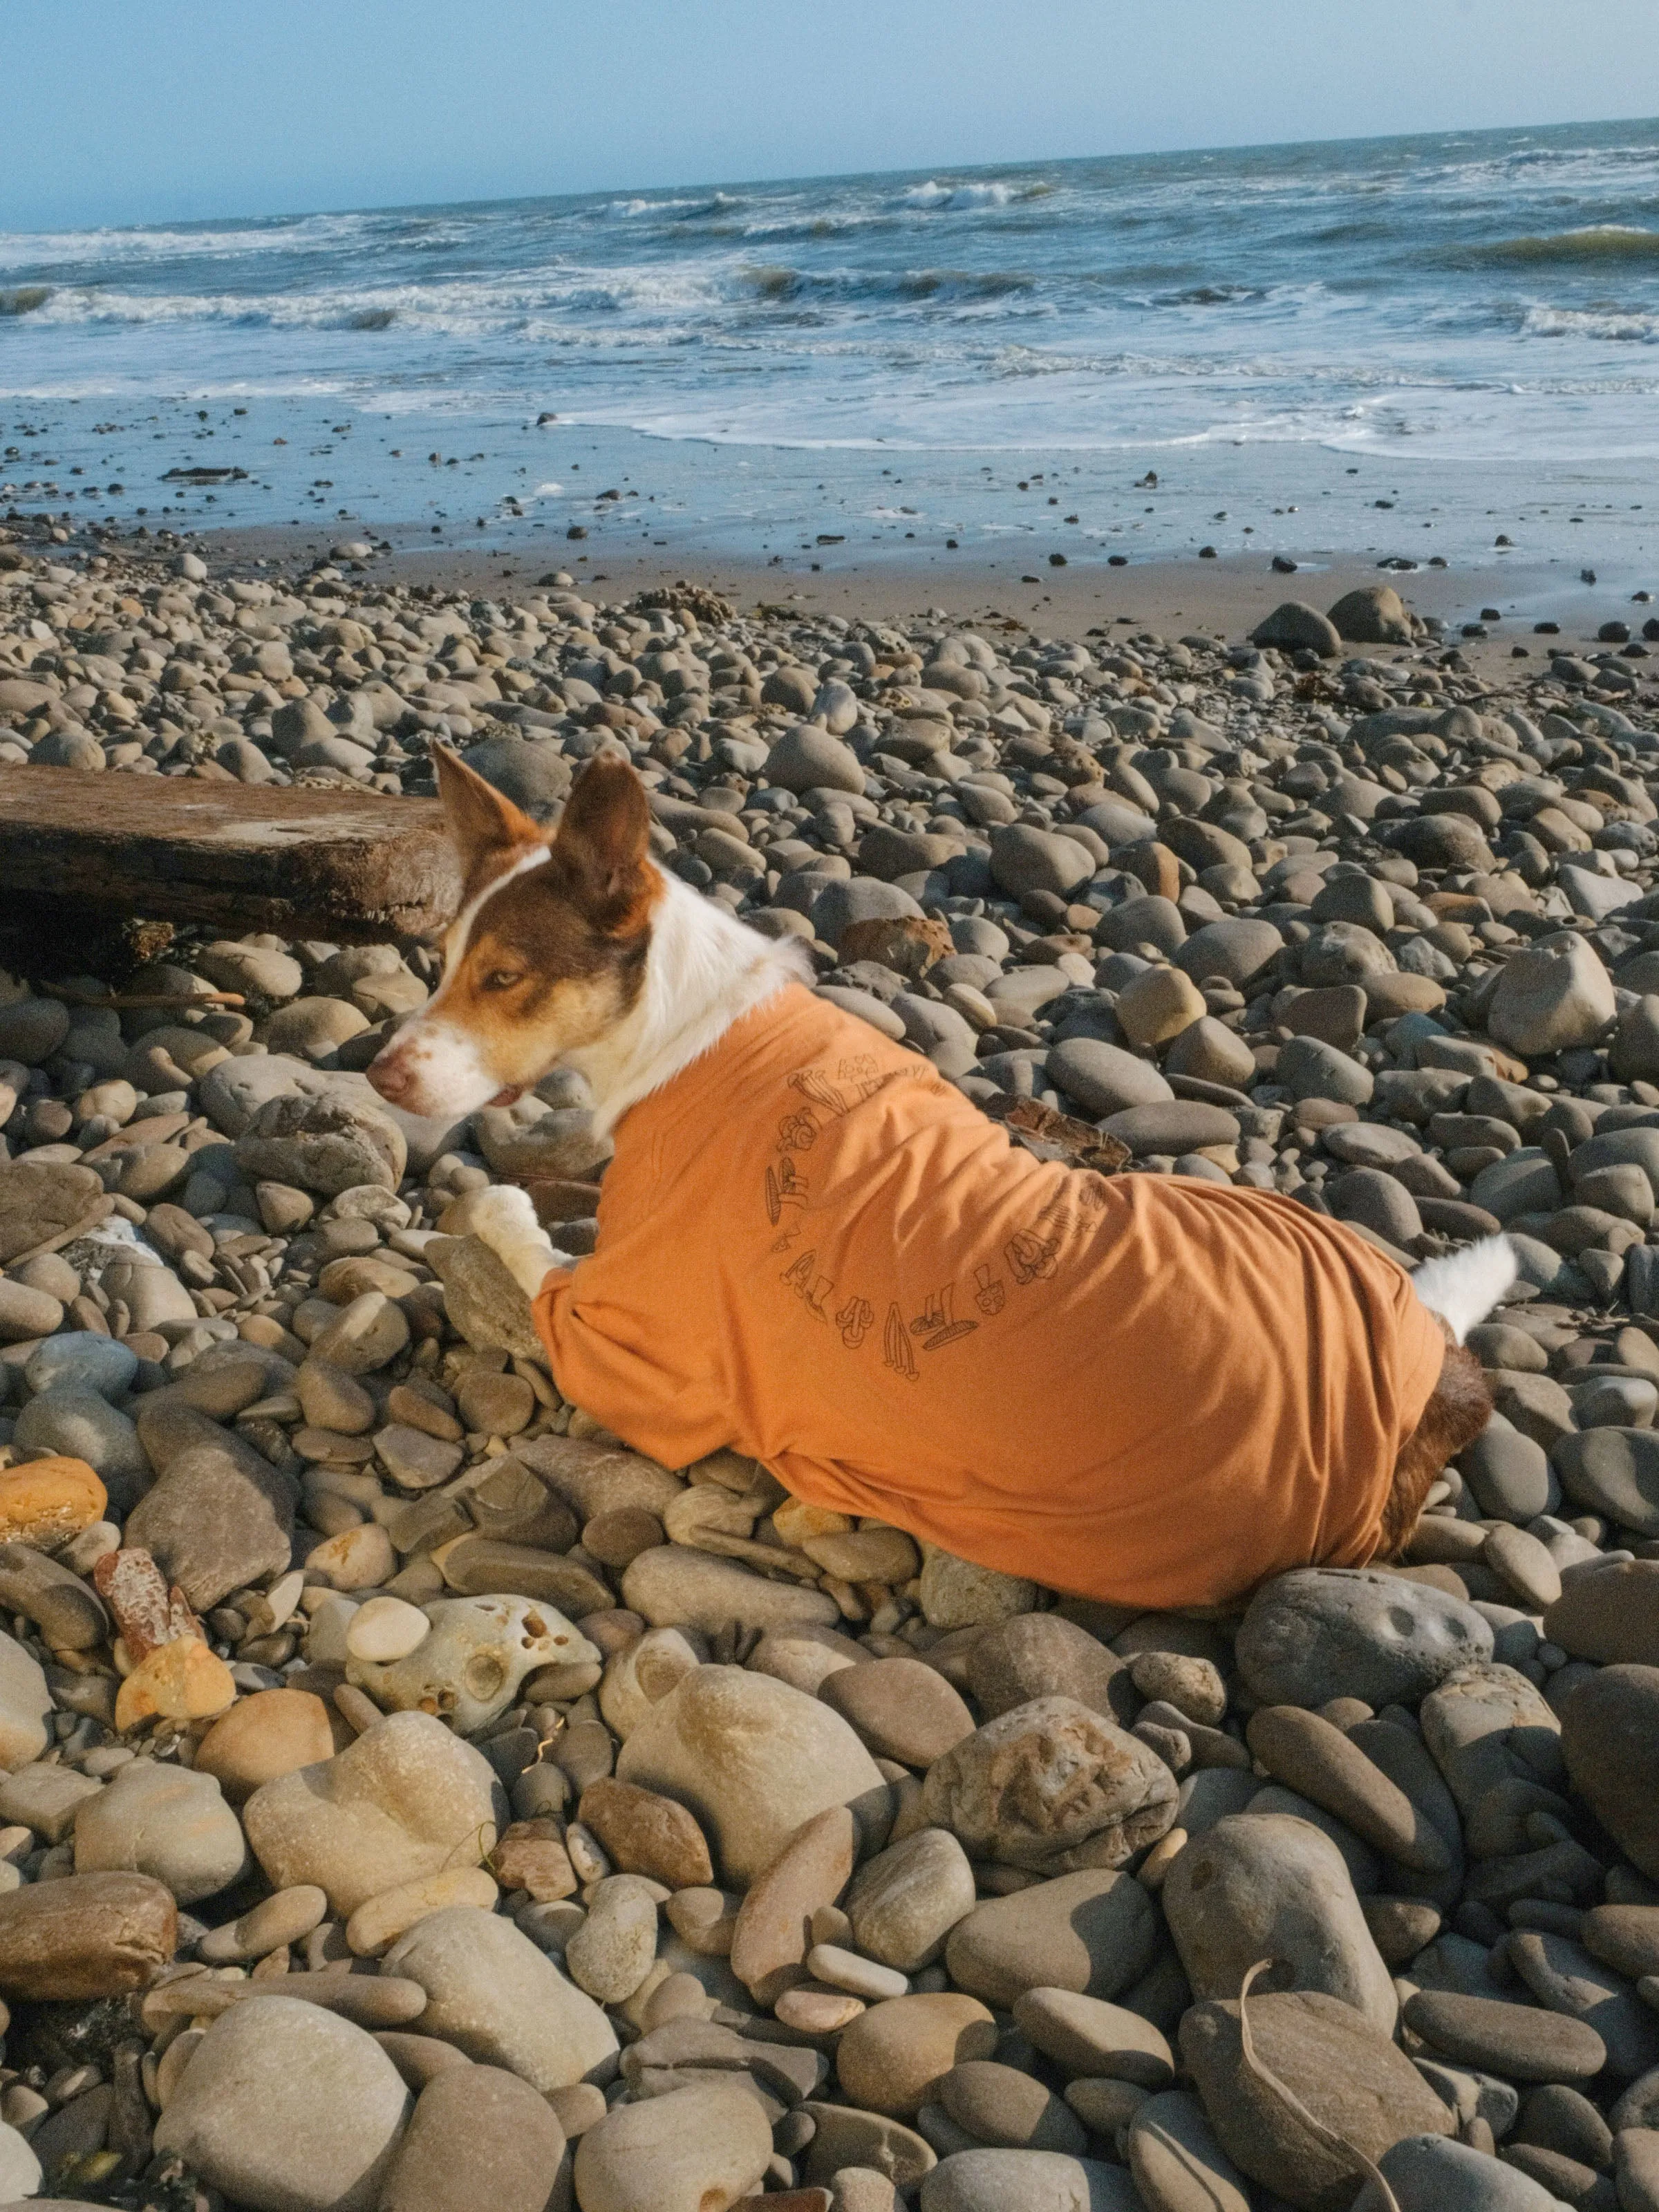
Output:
[534, 984, 1445, 1612]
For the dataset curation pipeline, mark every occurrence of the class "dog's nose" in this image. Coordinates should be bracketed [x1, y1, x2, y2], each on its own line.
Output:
[367, 1053, 409, 1105]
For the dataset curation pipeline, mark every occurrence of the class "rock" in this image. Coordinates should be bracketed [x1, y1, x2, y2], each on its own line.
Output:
[1114, 966, 1208, 1051]
[459, 734, 572, 819]
[384, 1904, 617, 2090]
[424, 1237, 543, 1362]
[1508, 1928, 1659, 2083]
[1489, 932, 1615, 1058]
[1100, 1101, 1241, 1156]
[1163, 1812, 1398, 2035]
[235, 1091, 406, 1194]
[838, 1992, 999, 2118]
[124, 1442, 295, 1611]
[1128, 2090, 1251, 2212]
[946, 1871, 1160, 2009]
[0, 1456, 105, 1547]
[1172, 918, 1283, 988]
[1251, 603, 1342, 657]
[0, 1278, 66, 1340]
[243, 1709, 505, 1915]
[730, 1804, 859, 2004]
[1329, 585, 1414, 643]
[939, 2061, 1089, 2153]
[152, 1994, 411, 2212]
[24, 1332, 138, 1399]
[1418, 1661, 1564, 1815]
[0, 1629, 55, 1772]
[348, 1596, 599, 1735]
[572, 2081, 771, 2212]
[1276, 1034, 1375, 1107]
[565, 1874, 660, 2002]
[1013, 1989, 1174, 2087]
[74, 1760, 247, 1904]
[968, 1616, 1130, 1725]
[921, 1697, 1178, 1872]
[0, 2121, 39, 2202]
[346, 1594, 432, 1663]
[821, 1657, 975, 1767]
[12, 1391, 144, 1501]
[918, 1547, 1037, 1630]
[195, 1689, 337, 1803]
[377, 2065, 567, 2212]
[1560, 1663, 1659, 1880]
[0, 1870, 176, 1998]
[1165, 1016, 1258, 1089]
[770, 724, 865, 796]
[1180, 1989, 1452, 2211]
[616, 1665, 886, 1886]
[1049, 1037, 1173, 1117]
[1356, 2133, 1571, 2211]
[1403, 1989, 1606, 2082]
[1246, 1705, 1450, 1871]
[578, 1777, 713, 1888]
[990, 826, 1094, 900]
[1553, 1434, 1659, 1542]
[114, 1634, 236, 1731]
[1461, 1427, 1554, 1523]
[845, 1828, 977, 1973]
[1236, 1568, 1494, 1709]
[918, 2150, 1139, 2211]
[1546, 1559, 1659, 1665]
[0, 1159, 104, 1262]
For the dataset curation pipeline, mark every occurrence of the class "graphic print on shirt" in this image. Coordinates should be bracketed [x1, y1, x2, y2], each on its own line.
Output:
[762, 1052, 1101, 1373]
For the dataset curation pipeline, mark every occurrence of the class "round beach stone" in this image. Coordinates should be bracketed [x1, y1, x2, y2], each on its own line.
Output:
[837, 1993, 998, 2118]
[845, 1827, 977, 1973]
[572, 2080, 771, 2212]
[1048, 1038, 1172, 1117]
[616, 1665, 885, 1886]
[990, 825, 1093, 900]
[623, 1546, 841, 1634]
[939, 2061, 1089, 2154]
[377, 2064, 567, 2212]
[1129, 2090, 1251, 2212]
[1163, 1812, 1398, 2036]
[0, 1456, 106, 1547]
[1236, 1568, 1494, 1709]
[1013, 1989, 1174, 2088]
[919, 2150, 1139, 2212]
[384, 1905, 617, 2090]
[23, 1333, 138, 1399]
[152, 1993, 411, 2212]
[1489, 932, 1615, 1058]
[345, 1595, 432, 1664]
[0, 1869, 176, 1999]
[921, 1697, 1177, 1873]
[821, 1656, 975, 1768]
[946, 1871, 1160, 2010]
[769, 723, 865, 796]
[196, 1688, 337, 1804]
[1545, 1558, 1659, 1666]
[1560, 1662, 1659, 1880]
[243, 1709, 504, 1916]
[968, 1614, 1130, 1724]
[1403, 1988, 1606, 2083]
[75, 1759, 247, 1904]
[12, 1391, 144, 1499]
[577, 1777, 714, 1890]
[1179, 1989, 1452, 2211]
[1173, 917, 1283, 988]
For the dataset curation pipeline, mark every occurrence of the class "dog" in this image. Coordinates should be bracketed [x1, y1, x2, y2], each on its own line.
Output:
[369, 744, 1515, 1614]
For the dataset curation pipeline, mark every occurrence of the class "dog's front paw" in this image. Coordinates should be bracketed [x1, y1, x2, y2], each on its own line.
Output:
[465, 1183, 541, 1257]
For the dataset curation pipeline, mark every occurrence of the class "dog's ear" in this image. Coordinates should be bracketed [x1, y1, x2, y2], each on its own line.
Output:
[553, 755, 656, 934]
[433, 745, 543, 871]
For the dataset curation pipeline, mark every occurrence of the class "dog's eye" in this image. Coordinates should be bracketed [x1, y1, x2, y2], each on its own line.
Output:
[482, 969, 523, 993]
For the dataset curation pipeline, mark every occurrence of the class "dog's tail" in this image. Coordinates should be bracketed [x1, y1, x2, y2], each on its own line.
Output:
[1411, 1233, 1519, 1346]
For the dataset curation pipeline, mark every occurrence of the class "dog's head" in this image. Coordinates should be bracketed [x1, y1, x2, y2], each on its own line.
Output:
[368, 746, 662, 1118]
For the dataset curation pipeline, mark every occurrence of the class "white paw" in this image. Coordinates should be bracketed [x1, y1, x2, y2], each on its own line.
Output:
[467, 1183, 541, 1255]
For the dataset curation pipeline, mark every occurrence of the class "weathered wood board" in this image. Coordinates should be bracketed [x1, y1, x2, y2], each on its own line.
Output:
[0, 768, 461, 942]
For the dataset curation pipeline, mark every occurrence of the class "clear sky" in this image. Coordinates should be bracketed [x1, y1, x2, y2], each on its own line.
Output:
[7, 0, 1659, 233]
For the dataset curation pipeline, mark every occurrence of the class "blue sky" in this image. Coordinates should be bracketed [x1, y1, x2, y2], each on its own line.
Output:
[7, 0, 1659, 232]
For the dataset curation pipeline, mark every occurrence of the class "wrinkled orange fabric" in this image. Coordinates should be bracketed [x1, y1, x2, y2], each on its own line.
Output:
[534, 984, 1445, 1612]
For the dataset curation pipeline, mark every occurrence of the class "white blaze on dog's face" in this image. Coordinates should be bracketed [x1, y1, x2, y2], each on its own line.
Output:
[367, 747, 661, 1119]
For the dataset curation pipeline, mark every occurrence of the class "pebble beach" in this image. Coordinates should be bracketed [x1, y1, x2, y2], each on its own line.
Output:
[0, 476, 1653, 2212]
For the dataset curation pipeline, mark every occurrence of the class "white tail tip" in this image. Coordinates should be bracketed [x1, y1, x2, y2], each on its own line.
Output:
[1412, 1234, 1519, 1346]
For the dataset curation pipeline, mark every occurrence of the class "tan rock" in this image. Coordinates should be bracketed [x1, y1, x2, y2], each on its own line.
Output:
[836, 1992, 998, 2118]
[572, 2081, 771, 2212]
[346, 1867, 499, 1956]
[196, 1687, 337, 1803]
[115, 1636, 236, 1732]
[0, 1870, 176, 1999]
[730, 1805, 859, 2005]
[578, 1777, 714, 1889]
[0, 1456, 105, 1546]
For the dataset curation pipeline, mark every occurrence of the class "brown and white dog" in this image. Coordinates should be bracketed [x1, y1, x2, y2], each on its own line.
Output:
[370, 746, 1512, 1603]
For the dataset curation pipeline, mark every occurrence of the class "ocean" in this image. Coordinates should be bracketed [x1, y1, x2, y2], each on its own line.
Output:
[3, 118, 1657, 592]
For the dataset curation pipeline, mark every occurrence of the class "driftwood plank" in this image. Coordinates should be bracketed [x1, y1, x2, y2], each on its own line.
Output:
[0, 767, 461, 941]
